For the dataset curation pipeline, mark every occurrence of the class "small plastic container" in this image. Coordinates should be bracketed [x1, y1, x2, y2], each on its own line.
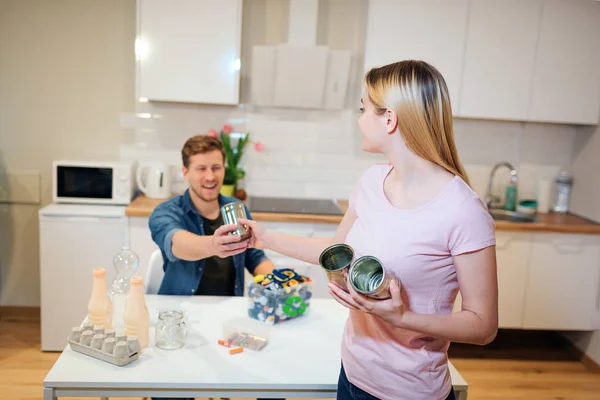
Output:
[222, 316, 270, 351]
[246, 280, 313, 324]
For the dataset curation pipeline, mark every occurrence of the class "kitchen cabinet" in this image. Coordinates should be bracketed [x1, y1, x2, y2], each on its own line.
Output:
[362, 0, 600, 124]
[527, 0, 600, 125]
[523, 233, 600, 330]
[136, 0, 243, 105]
[363, 0, 469, 111]
[452, 231, 532, 329]
[496, 232, 533, 328]
[459, 0, 541, 121]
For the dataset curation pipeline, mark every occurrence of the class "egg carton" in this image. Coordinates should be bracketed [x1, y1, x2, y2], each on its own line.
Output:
[68, 322, 140, 366]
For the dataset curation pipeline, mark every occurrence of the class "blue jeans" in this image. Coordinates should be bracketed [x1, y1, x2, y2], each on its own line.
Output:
[337, 363, 456, 400]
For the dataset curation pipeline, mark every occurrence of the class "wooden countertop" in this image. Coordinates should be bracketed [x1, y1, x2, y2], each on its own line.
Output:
[126, 195, 600, 234]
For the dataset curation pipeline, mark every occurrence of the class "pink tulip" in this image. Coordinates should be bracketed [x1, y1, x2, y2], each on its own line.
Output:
[222, 124, 233, 134]
[254, 142, 265, 152]
[207, 129, 218, 137]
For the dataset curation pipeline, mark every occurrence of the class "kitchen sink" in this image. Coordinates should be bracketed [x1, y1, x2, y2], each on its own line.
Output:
[488, 209, 537, 223]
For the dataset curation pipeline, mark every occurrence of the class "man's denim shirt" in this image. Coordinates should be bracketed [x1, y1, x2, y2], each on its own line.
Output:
[148, 190, 268, 296]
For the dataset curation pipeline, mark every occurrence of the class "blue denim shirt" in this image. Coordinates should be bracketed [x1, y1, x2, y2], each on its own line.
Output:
[148, 190, 268, 296]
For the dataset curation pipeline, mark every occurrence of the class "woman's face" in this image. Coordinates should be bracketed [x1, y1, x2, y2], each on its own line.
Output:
[357, 95, 393, 154]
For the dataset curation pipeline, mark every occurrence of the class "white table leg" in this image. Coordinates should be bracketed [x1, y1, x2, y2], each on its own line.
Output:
[43, 387, 56, 400]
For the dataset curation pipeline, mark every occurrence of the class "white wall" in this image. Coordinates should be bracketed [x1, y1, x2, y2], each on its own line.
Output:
[122, 102, 577, 203]
[571, 125, 600, 222]
[0, 0, 135, 306]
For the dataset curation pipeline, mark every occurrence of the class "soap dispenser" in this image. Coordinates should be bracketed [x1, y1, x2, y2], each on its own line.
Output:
[504, 179, 518, 212]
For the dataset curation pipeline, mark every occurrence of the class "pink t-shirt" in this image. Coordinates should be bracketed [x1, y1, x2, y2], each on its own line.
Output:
[341, 163, 496, 400]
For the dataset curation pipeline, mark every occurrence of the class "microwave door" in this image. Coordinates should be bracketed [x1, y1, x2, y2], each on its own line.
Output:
[57, 166, 113, 200]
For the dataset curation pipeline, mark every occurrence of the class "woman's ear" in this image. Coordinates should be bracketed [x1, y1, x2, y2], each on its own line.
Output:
[385, 108, 398, 134]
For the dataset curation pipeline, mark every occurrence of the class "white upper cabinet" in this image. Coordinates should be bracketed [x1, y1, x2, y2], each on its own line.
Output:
[459, 0, 542, 121]
[363, 0, 469, 112]
[136, 0, 243, 105]
[528, 0, 600, 125]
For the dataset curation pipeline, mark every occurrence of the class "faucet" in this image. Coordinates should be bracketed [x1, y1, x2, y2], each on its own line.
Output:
[484, 162, 518, 210]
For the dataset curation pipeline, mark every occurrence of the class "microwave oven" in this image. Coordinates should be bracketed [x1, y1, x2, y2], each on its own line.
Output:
[52, 160, 134, 205]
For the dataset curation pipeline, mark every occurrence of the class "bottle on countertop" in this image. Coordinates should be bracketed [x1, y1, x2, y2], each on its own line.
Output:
[504, 181, 517, 212]
[123, 275, 150, 348]
[553, 169, 573, 213]
[109, 246, 139, 331]
[87, 268, 113, 329]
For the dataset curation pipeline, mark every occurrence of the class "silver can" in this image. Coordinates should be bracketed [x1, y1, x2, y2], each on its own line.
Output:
[220, 202, 252, 241]
[349, 256, 393, 300]
[318, 243, 354, 290]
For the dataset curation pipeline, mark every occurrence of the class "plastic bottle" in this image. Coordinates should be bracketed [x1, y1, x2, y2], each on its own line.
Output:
[87, 268, 113, 329]
[123, 275, 150, 348]
[110, 246, 140, 330]
[553, 169, 573, 213]
[504, 182, 517, 211]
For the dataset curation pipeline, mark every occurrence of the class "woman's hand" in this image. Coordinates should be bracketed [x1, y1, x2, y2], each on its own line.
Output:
[237, 218, 270, 250]
[328, 277, 406, 328]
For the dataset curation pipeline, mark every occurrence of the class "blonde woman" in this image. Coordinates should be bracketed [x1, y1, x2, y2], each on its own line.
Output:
[240, 60, 498, 400]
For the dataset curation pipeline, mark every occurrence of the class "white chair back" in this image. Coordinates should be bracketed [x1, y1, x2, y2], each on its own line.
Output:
[144, 249, 165, 294]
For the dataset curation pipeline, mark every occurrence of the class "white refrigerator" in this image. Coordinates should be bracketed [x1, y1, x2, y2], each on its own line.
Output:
[39, 204, 128, 351]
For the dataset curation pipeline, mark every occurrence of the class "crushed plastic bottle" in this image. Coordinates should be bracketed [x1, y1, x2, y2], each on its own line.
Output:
[109, 245, 139, 330]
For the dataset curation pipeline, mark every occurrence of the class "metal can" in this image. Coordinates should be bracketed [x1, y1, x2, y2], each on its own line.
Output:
[318, 243, 354, 290]
[349, 255, 392, 300]
[220, 202, 252, 241]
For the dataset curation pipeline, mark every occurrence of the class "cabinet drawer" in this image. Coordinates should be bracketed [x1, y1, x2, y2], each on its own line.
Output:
[523, 233, 600, 330]
[452, 232, 531, 329]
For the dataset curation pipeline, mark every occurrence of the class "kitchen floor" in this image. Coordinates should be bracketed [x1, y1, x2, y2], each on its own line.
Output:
[1, 318, 599, 400]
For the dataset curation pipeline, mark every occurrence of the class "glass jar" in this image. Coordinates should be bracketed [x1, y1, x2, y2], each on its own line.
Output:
[155, 310, 186, 350]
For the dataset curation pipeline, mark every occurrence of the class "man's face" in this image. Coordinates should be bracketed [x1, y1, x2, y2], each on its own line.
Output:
[183, 150, 225, 203]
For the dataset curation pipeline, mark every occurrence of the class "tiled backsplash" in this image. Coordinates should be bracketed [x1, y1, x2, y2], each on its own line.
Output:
[121, 101, 576, 202]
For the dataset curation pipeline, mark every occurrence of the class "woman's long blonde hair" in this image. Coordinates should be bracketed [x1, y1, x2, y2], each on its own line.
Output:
[365, 60, 469, 185]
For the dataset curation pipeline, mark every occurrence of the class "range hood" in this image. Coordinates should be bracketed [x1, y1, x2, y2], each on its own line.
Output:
[250, 0, 352, 110]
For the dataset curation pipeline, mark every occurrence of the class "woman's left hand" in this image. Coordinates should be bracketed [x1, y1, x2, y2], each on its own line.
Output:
[328, 277, 406, 328]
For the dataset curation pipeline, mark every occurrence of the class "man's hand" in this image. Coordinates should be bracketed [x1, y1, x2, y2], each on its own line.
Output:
[210, 224, 249, 258]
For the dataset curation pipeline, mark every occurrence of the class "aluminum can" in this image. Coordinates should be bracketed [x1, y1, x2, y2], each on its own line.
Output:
[318, 243, 354, 290]
[220, 202, 252, 241]
[349, 255, 392, 300]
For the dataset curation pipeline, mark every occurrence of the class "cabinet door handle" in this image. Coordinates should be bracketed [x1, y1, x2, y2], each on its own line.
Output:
[551, 239, 583, 253]
[596, 262, 600, 312]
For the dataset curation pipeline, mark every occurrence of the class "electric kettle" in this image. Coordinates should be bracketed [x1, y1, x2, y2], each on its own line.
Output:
[136, 162, 172, 199]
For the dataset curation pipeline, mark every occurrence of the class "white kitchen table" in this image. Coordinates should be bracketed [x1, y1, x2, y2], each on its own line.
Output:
[43, 296, 468, 399]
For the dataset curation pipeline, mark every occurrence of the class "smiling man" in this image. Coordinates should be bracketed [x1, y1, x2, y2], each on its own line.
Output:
[148, 134, 275, 297]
